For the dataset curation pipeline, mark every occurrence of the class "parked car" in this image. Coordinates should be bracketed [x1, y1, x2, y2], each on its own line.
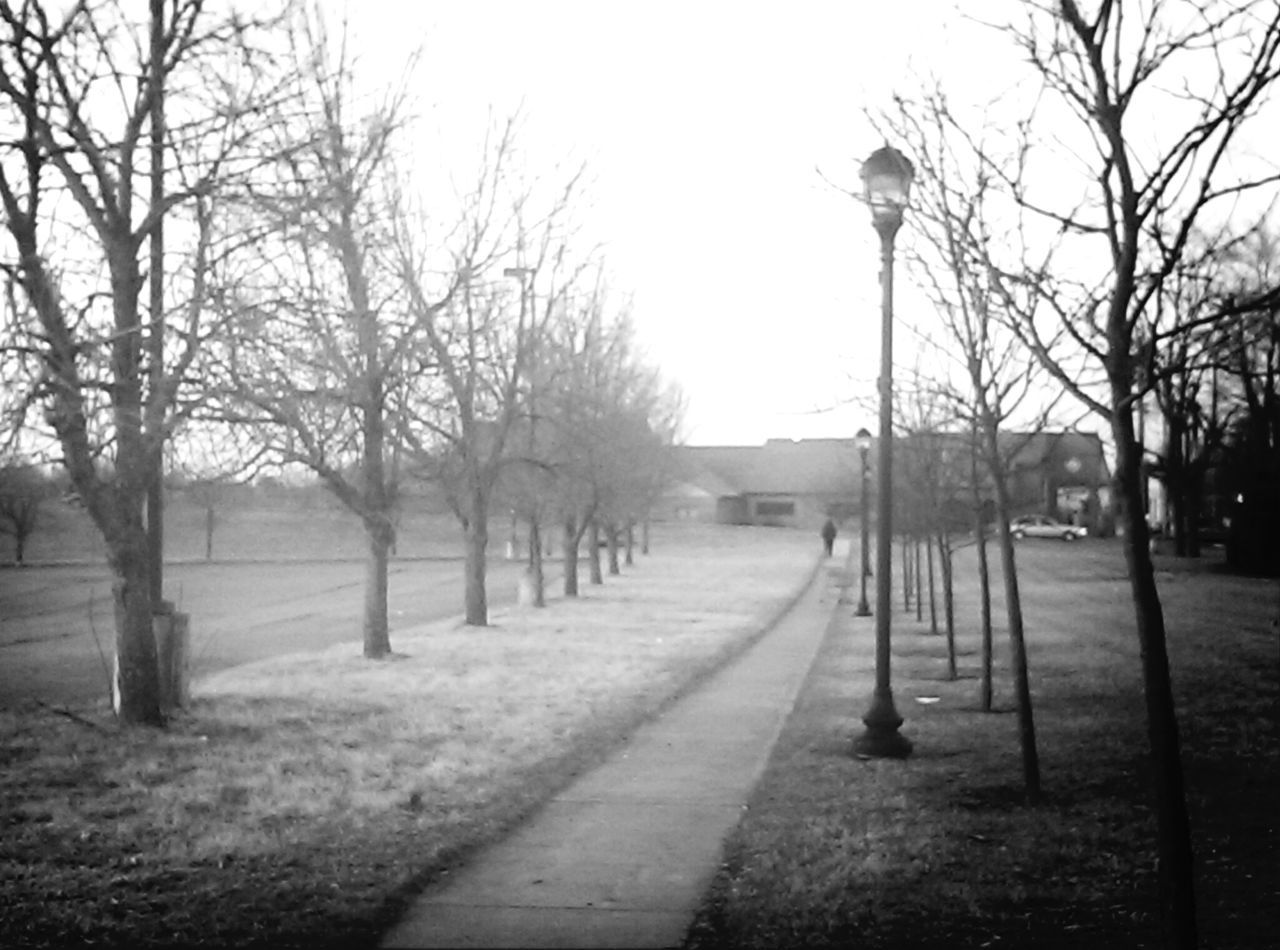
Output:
[1010, 514, 1087, 541]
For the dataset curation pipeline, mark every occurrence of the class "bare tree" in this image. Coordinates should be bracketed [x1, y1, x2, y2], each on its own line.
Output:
[966, 420, 996, 711]
[631, 379, 686, 557]
[1142, 238, 1241, 556]
[1212, 227, 1280, 572]
[537, 289, 680, 597]
[1142, 223, 1280, 568]
[211, 9, 426, 657]
[0, 458, 52, 564]
[895, 387, 974, 681]
[404, 276, 534, 626]
[537, 288, 608, 598]
[968, 4, 1280, 944]
[494, 227, 598, 610]
[0, 0, 291, 723]
[895, 390, 948, 633]
[166, 421, 268, 562]
[396, 133, 587, 626]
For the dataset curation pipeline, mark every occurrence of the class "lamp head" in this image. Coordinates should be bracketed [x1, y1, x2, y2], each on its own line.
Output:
[860, 145, 913, 228]
[855, 427, 872, 454]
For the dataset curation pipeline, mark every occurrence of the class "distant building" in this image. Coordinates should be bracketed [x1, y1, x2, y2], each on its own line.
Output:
[660, 431, 1112, 533]
[658, 439, 859, 529]
[1002, 430, 1113, 533]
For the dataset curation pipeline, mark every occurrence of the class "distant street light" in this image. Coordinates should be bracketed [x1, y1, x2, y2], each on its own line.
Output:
[853, 145, 914, 759]
[855, 427, 872, 618]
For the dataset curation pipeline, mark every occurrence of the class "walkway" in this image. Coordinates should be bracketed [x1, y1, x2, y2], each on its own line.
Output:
[380, 539, 855, 949]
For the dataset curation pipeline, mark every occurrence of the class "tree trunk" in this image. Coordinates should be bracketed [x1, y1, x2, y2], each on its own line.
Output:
[606, 521, 621, 576]
[991, 464, 1042, 802]
[463, 513, 489, 625]
[1187, 466, 1203, 558]
[624, 521, 635, 567]
[108, 242, 163, 726]
[146, 0, 167, 612]
[1175, 479, 1192, 557]
[110, 525, 163, 725]
[363, 518, 392, 657]
[940, 536, 956, 680]
[977, 405, 1041, 798]
[1114, 406, 1199, 948]
[1166, 414, 1190, 557]
[901, 535, 911, 611]
[204, 505, 214, 562]
[969, 438, 995, 712]
[641, 518, 650, 555]
[975, 506, 994, 712]
[588, 520, 603, 585]
[927, 533, 938, 635]
[915, 537, 924, 622]
[528, 516, 546, 607]
[563, 516, 580, 597]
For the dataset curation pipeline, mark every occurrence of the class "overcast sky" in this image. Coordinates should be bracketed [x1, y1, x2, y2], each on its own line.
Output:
[347, 1, 1018, 445]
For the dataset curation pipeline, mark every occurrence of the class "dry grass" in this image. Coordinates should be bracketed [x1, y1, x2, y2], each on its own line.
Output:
[1, 524, 818, 948]
[685, 541, 1279, 949]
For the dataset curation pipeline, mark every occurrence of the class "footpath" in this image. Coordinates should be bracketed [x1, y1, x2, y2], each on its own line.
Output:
[380, 539, 857, 949]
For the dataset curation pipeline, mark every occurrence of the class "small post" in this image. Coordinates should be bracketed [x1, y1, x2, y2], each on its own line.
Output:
[153, 600, 190, 711]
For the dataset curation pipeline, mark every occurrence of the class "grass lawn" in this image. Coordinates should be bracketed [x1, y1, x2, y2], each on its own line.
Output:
[1, 494, 464, 565]
[685, 541, 1279, 949]
[0, 558, 532, 709]
[0, 524, 818, 948]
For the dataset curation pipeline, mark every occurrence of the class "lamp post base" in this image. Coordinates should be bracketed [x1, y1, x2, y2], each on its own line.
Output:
[854, 600, 872, 617]
[853, 692, 912, 758]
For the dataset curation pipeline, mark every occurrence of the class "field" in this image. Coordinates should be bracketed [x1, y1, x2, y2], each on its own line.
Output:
[0, 559, 535, 708]
[0, 491, 466, 565]
[0, 496, 525, 709]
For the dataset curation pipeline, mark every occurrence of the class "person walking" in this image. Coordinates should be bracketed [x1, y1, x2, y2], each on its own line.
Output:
[820, 517, 837, 557]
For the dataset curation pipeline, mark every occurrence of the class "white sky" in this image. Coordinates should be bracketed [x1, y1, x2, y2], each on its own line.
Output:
[346, 1, 1024, 445]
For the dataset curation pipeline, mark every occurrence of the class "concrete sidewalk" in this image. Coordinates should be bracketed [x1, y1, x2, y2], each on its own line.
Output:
[380, 540, 855, 950]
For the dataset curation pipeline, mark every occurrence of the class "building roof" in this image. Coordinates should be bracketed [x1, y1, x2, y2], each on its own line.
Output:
[668, 467, 739, 499]
[674, 430, 1109, 498]
[679, 438, 860, 496]
[1008, 430, 1110, 480]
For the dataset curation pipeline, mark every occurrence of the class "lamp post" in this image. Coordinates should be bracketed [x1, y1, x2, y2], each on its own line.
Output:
[853, 144, 914, 759]
[504, 265, 544, 606]
[855, 427, 872, 617]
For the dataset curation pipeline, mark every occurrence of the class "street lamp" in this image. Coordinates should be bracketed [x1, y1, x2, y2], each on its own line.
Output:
[855, 427, 872, 617]
[853, 144, 914, 759]
[504, 266, 544, 606]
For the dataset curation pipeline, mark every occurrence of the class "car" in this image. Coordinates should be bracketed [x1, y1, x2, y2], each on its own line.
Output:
[1010, 514, 1087, 541]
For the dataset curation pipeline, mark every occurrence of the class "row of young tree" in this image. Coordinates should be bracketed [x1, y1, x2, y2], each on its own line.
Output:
[855, 4, 1280, 949]
[0, 2, 681, 726]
